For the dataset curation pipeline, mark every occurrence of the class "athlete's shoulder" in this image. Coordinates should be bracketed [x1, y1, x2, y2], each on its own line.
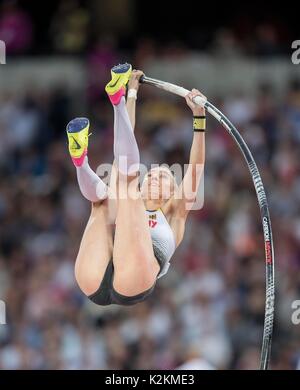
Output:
[161, 196, 188, 222]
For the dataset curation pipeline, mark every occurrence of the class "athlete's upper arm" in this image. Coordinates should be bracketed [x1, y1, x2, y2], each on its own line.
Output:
[171, 163, 204, 218]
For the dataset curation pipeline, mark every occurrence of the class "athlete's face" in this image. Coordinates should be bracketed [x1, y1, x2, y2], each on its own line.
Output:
[141, 167, 176, 201]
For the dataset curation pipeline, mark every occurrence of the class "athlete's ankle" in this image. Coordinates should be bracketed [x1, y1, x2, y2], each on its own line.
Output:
[72, 150, 88, 167]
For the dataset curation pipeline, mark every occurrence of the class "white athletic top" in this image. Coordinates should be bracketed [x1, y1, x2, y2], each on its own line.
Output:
[146, 208, 176, 279]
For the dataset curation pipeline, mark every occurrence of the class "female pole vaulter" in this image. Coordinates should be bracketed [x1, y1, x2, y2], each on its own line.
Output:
[66, 63, 206, 306]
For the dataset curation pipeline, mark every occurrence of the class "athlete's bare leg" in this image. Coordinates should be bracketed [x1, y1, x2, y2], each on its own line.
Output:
[105, 66, 160, 297]
[74, 198, 113, 296]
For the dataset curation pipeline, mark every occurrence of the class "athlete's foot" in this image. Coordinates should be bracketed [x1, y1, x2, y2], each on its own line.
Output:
[66, 117, 90, 167]
[105, 63, 132, 105]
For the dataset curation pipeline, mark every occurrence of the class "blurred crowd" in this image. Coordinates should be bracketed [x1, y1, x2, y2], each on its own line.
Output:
[0, 0, 295, 58]
[0, 0, 300, 372]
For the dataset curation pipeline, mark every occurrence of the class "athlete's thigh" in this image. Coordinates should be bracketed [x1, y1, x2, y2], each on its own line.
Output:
[75, 197, 114, 295]
[112, 176, 159, 294]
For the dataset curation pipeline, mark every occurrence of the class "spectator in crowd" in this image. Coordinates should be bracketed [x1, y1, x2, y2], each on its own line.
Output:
[0, 0, 33, 54]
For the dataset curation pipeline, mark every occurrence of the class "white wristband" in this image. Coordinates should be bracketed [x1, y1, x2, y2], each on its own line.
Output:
[128, 89, 137, 99]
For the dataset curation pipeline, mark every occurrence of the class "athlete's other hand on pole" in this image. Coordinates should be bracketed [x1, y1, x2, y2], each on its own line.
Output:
[128, 69, 144, 92]
[185, 89, 206, 116]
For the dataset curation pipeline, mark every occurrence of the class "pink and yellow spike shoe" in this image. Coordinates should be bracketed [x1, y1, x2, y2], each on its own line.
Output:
[105, 63, 132, 105]
[66, 117, 90, 167]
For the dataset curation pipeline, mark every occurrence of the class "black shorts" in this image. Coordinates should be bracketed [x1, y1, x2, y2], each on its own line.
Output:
[88, 258, 162, 306]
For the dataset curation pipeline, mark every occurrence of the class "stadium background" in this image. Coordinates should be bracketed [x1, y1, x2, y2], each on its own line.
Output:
[0, 0, 300, 369]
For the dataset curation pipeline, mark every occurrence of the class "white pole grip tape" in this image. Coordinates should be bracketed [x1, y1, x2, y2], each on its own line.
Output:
[157, 81, 207, 108]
